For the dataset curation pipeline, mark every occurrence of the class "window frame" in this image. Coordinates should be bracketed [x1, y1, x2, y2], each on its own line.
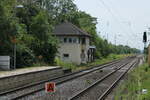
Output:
[64, 38, 67, 43]
[63, 54, 69, 58]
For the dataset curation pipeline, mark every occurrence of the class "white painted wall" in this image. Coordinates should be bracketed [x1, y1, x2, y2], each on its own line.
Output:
[57, 36, 90, 65]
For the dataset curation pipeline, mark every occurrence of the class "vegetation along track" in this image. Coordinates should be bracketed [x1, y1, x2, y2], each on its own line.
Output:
[0, 57, 133, 100]
[69, 57, 139, 100]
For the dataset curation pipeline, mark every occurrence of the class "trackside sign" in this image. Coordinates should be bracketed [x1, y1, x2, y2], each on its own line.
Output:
[45, 82, 55, 93]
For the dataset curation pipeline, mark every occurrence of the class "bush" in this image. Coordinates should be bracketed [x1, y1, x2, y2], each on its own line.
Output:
[40, 40, 58, 64]
[144, 67, 148, 72]
[16, 44, 35, 68]
[55, 57, 76, 70]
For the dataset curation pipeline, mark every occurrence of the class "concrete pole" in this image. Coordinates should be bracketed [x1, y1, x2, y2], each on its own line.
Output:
[114, 34, 117, 46]
[148, 44, 150, 66]
[14, 43, 16, 69]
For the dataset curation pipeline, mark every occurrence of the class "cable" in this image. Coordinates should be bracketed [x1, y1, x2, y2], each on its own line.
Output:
[104, 0, 138, 37]
[97, 0, 141, 47]
[97, 0, 127, 33]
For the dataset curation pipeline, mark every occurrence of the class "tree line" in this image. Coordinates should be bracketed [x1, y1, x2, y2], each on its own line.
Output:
[0, 0, 140, 68]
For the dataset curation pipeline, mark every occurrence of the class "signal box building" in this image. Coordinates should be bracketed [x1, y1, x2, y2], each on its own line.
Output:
[53, 22, 95, 65]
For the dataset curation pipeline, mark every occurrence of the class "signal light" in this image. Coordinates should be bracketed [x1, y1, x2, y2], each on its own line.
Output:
[143, 32, 147, 43]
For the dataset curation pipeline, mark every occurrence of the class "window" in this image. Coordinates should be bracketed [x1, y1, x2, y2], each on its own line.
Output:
[81, 38, 86, 44]
[63, 54, 69, 58]
[64, 38, 67, 43]
[69, 38, 72, 43]
[73, 38, 77, 43]
[79, 38, 81, 43]
[59, 37, 63, 43]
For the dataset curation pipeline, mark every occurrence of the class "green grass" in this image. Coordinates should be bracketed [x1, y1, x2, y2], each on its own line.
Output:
[54, 57, 76, 70]
[74, 54, 131, 71]
[55, 54, 130, 71]
[114, 63, 150, 100]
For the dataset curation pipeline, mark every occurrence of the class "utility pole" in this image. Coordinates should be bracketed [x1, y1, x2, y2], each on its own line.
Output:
[14, 43, 16, 69]
[148, 44, 150, 66]
[106, 21, 109, 41]
[143, 31, 149, 65]
[114, 34, 117, 46]
[143, 31, 147, 51]
[126, 40, 129, 46]
[12, 5, 24, 69]
[107, 33, 109, 42]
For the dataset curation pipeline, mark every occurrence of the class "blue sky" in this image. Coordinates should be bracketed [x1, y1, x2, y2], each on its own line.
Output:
[74, 0, 150, 50]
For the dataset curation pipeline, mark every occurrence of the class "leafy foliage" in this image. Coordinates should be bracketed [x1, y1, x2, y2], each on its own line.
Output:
[16, 43, 35, 67]
[0, 0, 140, 68]
[0, 0, 18, 55]
[115, 63, 150, 100]
[15, 2, 59, 67]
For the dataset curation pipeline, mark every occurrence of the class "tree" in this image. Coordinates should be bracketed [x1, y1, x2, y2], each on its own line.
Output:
[0, 0, 19, 55]
[0, 0, 140, 68]
[16, 2, 59, 66]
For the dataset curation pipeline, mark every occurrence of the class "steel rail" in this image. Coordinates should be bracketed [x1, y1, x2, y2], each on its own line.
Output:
[9, 58, 130, 100]
[0, 57, 131, 100]
[98, 60, 138, 100]
[0, 58, 122, 96]
[69, 58, 136, 100]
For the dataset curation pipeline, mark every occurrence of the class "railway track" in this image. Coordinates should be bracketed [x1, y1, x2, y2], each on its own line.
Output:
[0, 57, 135, 100]
[69, 58, 138, 100]
[98, 59, 139, 100]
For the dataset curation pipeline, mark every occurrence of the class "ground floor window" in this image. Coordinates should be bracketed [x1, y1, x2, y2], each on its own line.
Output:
[63, 54, 69, 58]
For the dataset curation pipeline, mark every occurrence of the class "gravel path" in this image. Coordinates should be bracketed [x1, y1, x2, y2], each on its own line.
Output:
[73, 71, 122, 100]
[24, 70, 111, 100]
[0, 58, 131, 100]
[23, 61, 126, 100]
[1, 59, 126, 100]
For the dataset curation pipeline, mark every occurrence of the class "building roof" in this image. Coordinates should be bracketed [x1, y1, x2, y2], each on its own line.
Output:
[53, 22, 91, 37]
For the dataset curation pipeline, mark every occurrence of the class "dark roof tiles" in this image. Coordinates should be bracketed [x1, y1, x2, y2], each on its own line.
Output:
[53, 22, 91, 37]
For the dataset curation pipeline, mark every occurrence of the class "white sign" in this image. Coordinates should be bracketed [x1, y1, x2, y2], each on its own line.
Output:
[0, 56, 10, 70]
[142, 89, 148, 94]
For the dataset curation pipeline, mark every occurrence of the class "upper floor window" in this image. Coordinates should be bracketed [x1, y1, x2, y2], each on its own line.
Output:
[69, 38, 72, 43]
[73, 38, 77, 43]
[64, 38, 67, 43]
[63, 37, 83, 44]
[81, 38, 86, 44]
[79, 38, 81, 44]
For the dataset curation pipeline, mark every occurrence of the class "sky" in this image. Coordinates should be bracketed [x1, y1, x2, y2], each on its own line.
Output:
[74, 0, 150, 50]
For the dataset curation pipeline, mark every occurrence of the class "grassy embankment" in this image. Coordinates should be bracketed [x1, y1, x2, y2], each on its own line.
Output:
[114, 63, 150, 100]
[55, 54, 132, 71]
[7, 54, 130, 71]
